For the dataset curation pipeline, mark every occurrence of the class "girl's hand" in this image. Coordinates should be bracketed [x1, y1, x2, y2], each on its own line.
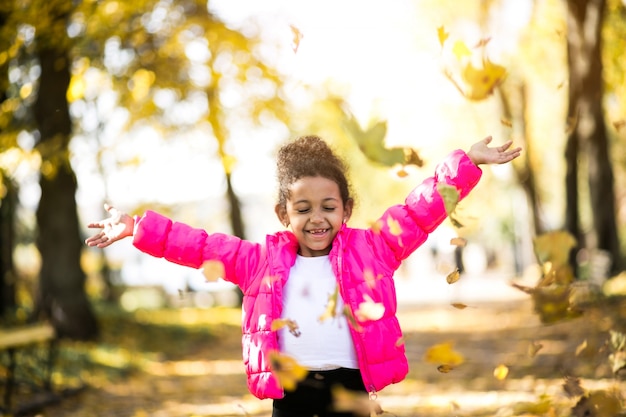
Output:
[467, 136, 522, 166]
[85, 204, 135, 248]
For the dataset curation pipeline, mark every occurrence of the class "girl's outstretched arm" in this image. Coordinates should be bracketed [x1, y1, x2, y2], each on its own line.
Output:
[467, 136, 522, 166]
[85, 203, 135, 248]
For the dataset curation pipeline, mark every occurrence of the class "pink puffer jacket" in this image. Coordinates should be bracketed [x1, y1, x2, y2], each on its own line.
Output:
[132, 149, 482, 399]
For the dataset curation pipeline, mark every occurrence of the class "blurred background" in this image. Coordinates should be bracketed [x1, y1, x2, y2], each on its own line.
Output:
[0, 0, 624, 358]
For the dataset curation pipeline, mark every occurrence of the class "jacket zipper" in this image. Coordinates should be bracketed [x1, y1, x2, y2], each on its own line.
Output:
[334, 230, 376, 395]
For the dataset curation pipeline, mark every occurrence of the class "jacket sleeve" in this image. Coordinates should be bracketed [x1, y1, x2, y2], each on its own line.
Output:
[132, 210, 260, 287]
[373, 149, 482, 264]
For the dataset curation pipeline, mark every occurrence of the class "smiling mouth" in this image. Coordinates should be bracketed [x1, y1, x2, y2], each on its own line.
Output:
[307, 228, 329, 235]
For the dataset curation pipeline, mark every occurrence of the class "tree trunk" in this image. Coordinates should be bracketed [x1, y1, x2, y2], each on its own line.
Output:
[566, 0, 622, 274]
[33, 44, 98, 340]
[0, 173, 17, 317]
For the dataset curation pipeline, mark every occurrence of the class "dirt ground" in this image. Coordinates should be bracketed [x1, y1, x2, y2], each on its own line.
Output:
[27, 299, 626, 416]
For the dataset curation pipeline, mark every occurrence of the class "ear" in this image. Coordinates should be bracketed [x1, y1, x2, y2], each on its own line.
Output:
[343, 198, 354, 223]
[275, 204, 289, 227]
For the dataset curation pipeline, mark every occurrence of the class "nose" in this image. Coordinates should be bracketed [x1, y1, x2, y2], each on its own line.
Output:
[310, 208, 324, 223]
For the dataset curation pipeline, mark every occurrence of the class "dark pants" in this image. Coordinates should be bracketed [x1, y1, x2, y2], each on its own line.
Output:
[272, 368, 366, 417]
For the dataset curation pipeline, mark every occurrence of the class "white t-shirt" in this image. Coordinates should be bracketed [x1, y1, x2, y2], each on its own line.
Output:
[278, 255, 359, 370]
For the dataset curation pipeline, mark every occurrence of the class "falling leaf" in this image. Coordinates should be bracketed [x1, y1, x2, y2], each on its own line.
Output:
[460, 58, 507, 100]
[268, 351, 308, 391]
[271, 318, 301, 337]
[387, 216, 402, 236]
[424, 342, 465, 367]
[437, 364, 455, 373]
[201, 260, 225, 282]
[563, 375, 585, 398]
[528, 341, 543, 358]
[331, 385, 383, 416]
[451, 40, 471, 60]
[370, 219, 384, 234]
[613, 120, 625, 131]
[572, 389, 624, 417]
[436, 183, 460, 217]
[289, 25, 304, 53]
[342, 109, 421, 168]
[493, 364, 509, 380]
[575, 339, 588, 356]
[451, 302, 468, 310]
[395, 336, 405, 347]
[500, 117, 513, 127]
[473, 37, 492, 48]
[319, 286, 339, 322]
[342, 306, 363, 332]
[511, 282, 535, 295]
[449, 237, 467, 247]
[565, 113, 579, 135]
[446, 268, 460, 284]
[533, 231, 577, 267]
[355, 295, 385, 322]
[363, 269, 382, 289]
[437, 26, 449, 49]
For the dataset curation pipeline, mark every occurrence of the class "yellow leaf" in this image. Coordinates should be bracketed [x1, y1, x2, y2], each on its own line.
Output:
[290, 24, 304, 54]
[562, 375, 585, 398]
[528, 341, 543, 358]
[446, 268, 460, 284]
[572, 390, 623, 417]
[271, 318, 301, 337]
[460, 58, 507, 101]
[331, 385, 383, 416]
[201, 260, 225, 282]
[424, 342, 464, 366]
[575, 339, 588, 356]
[355, 295, 385, 322]
[387, 216, 402, 236]
[449, 237, 467, 247]
[533, 231, 577, 267]
[318, 285, 339, 322]
[437, 26, 449, 49]
[437, 364, 455, 373]
[451, 302, 468, 310]
[436, 183, 459, 216]
[269, 351, 308, 391]
[342, 306, 363, 332]
[493, 364, 509, 380]
[370, 219, 384, 234]
[363, 269, 382, 289]
[452, 40, 471, 60]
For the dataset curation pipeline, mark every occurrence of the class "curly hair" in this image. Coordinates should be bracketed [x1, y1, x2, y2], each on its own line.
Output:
[276, 135, 353, 207]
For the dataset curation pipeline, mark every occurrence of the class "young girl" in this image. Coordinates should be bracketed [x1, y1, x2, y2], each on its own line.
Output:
[85, 135, 520, 417]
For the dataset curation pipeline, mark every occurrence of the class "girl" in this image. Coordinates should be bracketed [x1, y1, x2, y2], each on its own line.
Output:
[85, 135, 521, 417]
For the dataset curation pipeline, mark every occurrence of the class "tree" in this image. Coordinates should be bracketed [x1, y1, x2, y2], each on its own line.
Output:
[565, 0, 622, 274]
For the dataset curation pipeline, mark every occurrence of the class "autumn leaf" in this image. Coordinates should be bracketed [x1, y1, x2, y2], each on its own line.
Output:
[424, 342, 464, 368]
[289, 25, 304, 53]
[370, 219, 384, 234]
[331, 385, 383, 416]
[271, 318, 301, 337]
[460, 58, 506, 101]
[436, 183, 459, 217]
[201, 260, 225, 282]
[437, 26, 449, 49]
[562, 375, 585, 398]
[500, 117, 513, 127]
[533, 231, 577, 267]
[355, 295, 385, 322]
[613, 119, 625, 131]
[452, 40, 471, 60]
[363, 269, 382, 289]
[269, 351, 308, 391]
[572, 389, 624, 417]
[493, 364, 509, 380]
[446, 268, 460, 284]
[473, 37, 492, 48]
[386, 216, 404, 247]
[319, 285, 339, 322]
[575, 339, 588, 356]
[342, 108, 422, 168]
[342, 306, 363, 332]
[528, 340, 543, 358]
[451, 302, 468, 309]
[449, 237, 467, 247]
[437, 364, 455, 373]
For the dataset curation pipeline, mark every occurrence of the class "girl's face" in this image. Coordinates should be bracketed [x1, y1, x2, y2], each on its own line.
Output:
[275, 176, 352, 257]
